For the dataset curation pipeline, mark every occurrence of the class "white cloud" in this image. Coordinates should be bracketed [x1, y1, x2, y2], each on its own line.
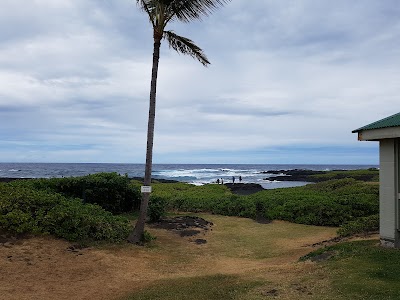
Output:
[0, 0, 398, 163]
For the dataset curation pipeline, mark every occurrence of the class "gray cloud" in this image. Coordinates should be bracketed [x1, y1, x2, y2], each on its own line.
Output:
[0, 0, 398, 163]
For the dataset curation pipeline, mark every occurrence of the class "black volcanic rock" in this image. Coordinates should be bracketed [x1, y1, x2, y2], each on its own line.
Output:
[225, 183, 264, 195]
[260, 170, 286, 174]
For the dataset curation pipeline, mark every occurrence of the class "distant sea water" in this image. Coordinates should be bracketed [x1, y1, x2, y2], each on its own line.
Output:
[0, 163, 378, 189]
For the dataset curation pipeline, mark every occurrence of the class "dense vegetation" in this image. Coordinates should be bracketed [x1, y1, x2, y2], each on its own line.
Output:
[0, 173, 379, 242]
[250, 179, 378, 226]
[337, 214, 379, 237]
[0, 181, 130, 242]
[13, 172, 141, 214]
[133, 181, 257, 219]
[138, 178, 379, 228]
[309, 168, 379, 182]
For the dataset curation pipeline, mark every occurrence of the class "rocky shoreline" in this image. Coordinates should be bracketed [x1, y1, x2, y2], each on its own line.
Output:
[262, 169, 325, 182]
[224, 183, 264, 195]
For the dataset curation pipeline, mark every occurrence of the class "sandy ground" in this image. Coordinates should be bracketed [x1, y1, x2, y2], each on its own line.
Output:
[0, 217, 355, 300]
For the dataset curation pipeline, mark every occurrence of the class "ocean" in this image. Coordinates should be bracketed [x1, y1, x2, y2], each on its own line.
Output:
[0, 163, 378, 189]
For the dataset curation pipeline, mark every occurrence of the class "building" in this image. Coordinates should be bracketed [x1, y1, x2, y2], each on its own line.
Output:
[353, 112, 400, 248]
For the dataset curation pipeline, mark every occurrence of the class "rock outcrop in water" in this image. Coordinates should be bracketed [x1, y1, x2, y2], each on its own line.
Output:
[262, 169, 324, 182]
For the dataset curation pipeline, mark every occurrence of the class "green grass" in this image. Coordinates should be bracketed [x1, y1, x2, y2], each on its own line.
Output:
[309, 169, 379, 182]
[122, 217, 400, 300]
[123, 274, 262, 300]
[201, 214, 335, 260]
[302, 240, 400, 300]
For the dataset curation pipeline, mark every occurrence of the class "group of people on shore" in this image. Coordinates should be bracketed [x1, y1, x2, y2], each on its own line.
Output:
[216, 176, 242, 185]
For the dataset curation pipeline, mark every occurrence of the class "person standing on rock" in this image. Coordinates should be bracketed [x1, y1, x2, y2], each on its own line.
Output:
[232, 176, 235, 184]
[221, 178, 224, 184]
[216, 178, 220, 184]
[239, 176, 242, 182]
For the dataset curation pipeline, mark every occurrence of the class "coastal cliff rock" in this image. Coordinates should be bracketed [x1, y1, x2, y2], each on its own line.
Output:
[262, 169, 325, 182]
[225, 183, 264, 195]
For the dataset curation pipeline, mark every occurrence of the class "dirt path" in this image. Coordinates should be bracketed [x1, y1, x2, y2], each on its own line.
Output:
[0, 215, 345, 300]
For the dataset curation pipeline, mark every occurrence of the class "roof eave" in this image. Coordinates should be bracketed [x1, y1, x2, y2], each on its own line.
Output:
[354, 126, 400, 141]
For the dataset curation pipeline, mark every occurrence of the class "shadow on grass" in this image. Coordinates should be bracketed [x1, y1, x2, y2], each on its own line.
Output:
[122, 274, 262, 300]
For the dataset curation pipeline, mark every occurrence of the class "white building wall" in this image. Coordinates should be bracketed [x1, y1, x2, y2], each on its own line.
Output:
[360, 127, 400, 141]
[379, 139, 397, 246]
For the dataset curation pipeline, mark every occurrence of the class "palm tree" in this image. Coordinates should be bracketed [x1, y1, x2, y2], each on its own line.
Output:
[127, 0, 230, 243]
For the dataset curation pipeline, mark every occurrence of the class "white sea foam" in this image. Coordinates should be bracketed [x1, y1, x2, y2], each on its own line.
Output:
[153, 167, 267, 186]
[0, 163, 378, 189]
[163, 168, 253, 177]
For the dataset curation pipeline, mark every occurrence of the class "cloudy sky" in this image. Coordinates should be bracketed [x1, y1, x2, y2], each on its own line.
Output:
[1, 0, 399, 164]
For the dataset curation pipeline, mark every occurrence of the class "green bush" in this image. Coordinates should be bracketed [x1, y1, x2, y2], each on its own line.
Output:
[136, 178, 379, 228]
[0, 183, 130, 242]
[141, 230, 157, 243]
[12, 173, 141, 214]
[148, 196, 167, 222]
[337, 214, 379, 237]
[145, 183, 257, 218]
[246, 179, 379, 226]
[309, 169, 379, 182]
[212, 195, 256, 219]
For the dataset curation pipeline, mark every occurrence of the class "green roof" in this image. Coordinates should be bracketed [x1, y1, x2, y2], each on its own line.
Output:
[352, 112, 400, 133]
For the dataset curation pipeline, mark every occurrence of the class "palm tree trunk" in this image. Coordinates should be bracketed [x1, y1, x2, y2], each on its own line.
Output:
[127, 38, 161, 244]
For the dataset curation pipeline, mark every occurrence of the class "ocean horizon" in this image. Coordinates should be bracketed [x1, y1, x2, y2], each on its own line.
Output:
[0, 162, 378, 189]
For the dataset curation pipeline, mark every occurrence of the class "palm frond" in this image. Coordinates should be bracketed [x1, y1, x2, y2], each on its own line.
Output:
[164, 30, 210, 66]
[136, 0, 156, 26]
[168, 0, 231, 22]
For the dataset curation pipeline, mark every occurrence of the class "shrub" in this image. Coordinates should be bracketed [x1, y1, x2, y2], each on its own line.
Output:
[148, 196, 167, 222]
[42, 199, 131, 242]
[309, 169, 379, 182]
[212, 195, 256, 219]
[248, 179, 379, 227]
[141, 230, 157, 243]
[0, 183, 130, 242]
[12, 173, 141, 214]
[135, 178, 379, 228]
[337, 214, 379, 237]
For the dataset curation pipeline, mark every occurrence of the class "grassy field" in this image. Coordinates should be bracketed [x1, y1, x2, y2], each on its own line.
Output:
[121, 214, 337, 300]
[120, 214, 388, 300]
[303, 240, 400, 300]
[123, 215, 400, 300]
